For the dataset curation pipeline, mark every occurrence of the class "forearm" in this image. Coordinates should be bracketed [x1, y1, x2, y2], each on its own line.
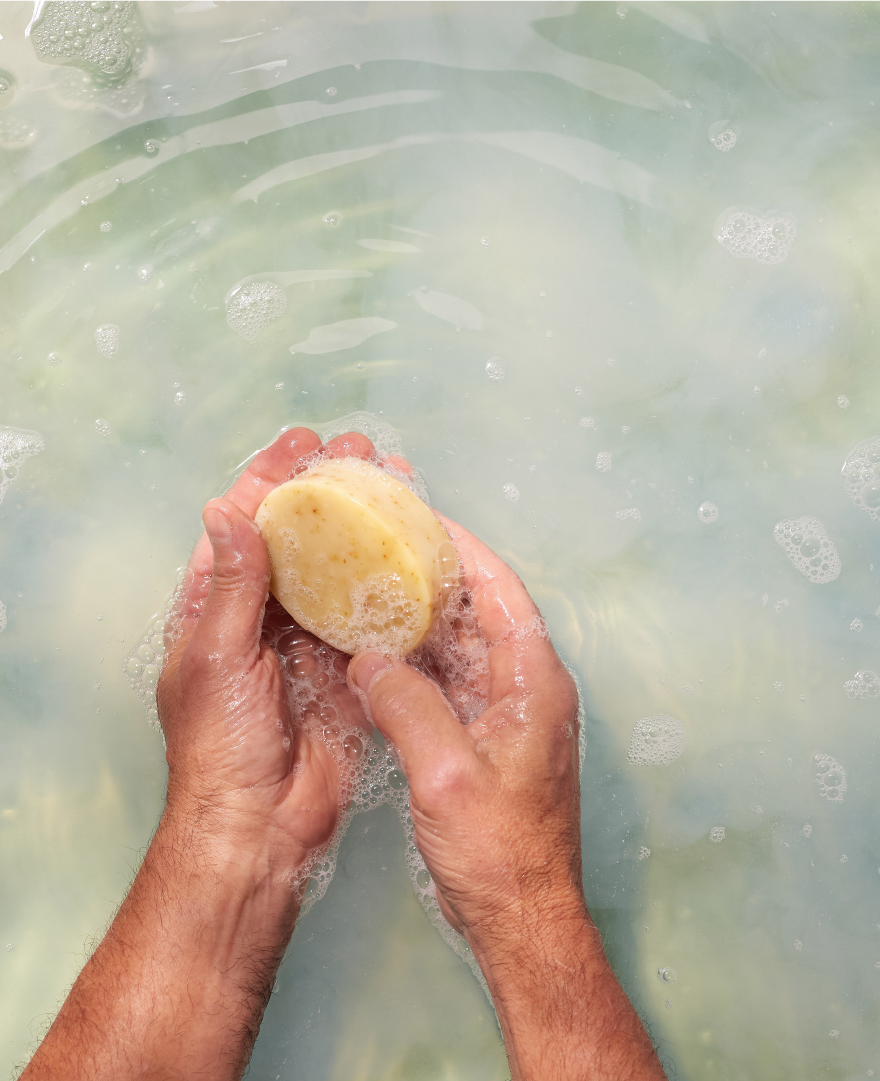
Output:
[22, 809, 301, 1081]
[470, 895, 665, 1081]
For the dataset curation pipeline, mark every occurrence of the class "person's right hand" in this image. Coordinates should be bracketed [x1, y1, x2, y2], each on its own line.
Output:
[349, 520, 667, 1081]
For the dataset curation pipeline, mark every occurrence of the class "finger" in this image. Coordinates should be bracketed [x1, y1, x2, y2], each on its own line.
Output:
[348, 653, 474, 787]
[386, 454, 414, 478]
[184, 497, 271, 668]
[169, 428, 322, 653]
[323, 432, 375, 460]
[435, 511, 564, 708]
[223, 426, 322, 519]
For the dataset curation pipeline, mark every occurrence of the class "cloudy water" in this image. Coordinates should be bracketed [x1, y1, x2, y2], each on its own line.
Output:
[2, 2, 880, 1078]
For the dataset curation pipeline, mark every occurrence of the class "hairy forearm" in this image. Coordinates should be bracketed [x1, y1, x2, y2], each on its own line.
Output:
[22, 809, 301, 1081]
[470, 894, 666, 1081]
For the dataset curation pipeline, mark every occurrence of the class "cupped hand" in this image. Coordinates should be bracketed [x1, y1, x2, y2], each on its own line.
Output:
[348, 517, 585, 950]
[157, 427, 383, 872]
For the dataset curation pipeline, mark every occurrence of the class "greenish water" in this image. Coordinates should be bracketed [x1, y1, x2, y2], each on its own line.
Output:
[3, 2, 880, 1077]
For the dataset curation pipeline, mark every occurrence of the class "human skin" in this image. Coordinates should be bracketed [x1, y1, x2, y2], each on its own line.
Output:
[20, 428, 665, 1081]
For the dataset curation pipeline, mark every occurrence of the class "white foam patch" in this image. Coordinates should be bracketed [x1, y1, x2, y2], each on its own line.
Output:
[225, 281, 287, 341]
[773, 516, 840, 583]
[627, 715, 686, 765]
[408, 287, 484, 331]
[815, 754, 847, 802]
[716, 209, 796, 265]
[844, 669, 880, 699]
[290, 316, 396, 354]
[711, 130, 736, 151]
[0, 426, 44, 504]
[698, 501, 718, 523]
[615, 507, 640, 521]
[842, 436, 880, 521]
[0, 600, 6, 634]
[31, 0, 136, 78]
[94, 324, 120, 358]
[596, 451, 612, 472]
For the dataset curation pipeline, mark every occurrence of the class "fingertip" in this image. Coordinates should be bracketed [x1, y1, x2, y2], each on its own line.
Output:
[202, 501, 231, 542]
[349, 651, 392, 693]
[323, 432, 374, 460]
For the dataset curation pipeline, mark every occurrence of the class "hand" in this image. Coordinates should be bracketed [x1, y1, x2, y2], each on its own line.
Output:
[158, 426, 388, 881]
[349, 520, 666, 1080]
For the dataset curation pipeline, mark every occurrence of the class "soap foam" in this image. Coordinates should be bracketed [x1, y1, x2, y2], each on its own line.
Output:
[814, 754, 847, 802]
[716, 209, 796, 265]
[843, 669, 880, 699]
[627, 715, 686, 765]
[773, 516, 840, 583]
[0, 426, 44, 505]
[94, 324, 120, 358]
[842, 436, 880, 521]
[225, 281, 287, 341]
[31, 1, 136, 79]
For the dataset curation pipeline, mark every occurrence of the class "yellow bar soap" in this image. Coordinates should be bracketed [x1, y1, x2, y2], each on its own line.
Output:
[255, 457, 455, 656]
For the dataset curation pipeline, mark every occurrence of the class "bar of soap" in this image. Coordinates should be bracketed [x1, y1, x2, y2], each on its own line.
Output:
[255, 457, 456, 656]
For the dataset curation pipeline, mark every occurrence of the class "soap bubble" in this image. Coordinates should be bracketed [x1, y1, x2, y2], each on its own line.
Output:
[658, 967, 676, 983]
[838, 395, 850, 410]
[322, 211, 342, 227]
[225, 281, 287, 341]
[596, 451, 612, 472]
[47, 352, 61, 365]
[0, 427, 44, 505]
[773, 516, 840, 583]
[94, 419, 111, 437]
[144, 140, 159, 155]
[803, 824, 812, 837]
[503, 483, 520, 503]
[0, 71, 15, 107]
[842, 436, 880, 521]
[711, 129, 737, 152]
[844, 669, 880, 699]
[638, 846, 651, 859]
[851, 618, 863, 632]
[485, 358, 505, 380]
[716, 209, 796, 265]
[31, 0, 136, 79]
[99, 220, 112, 232]
[709, 826, 726, 843]
[814, 754, 847, 802]
[94, 323, 120, 357]
[615, 508, 640, 522]
[794, 939, 803, 951]
[698, 501, 718, 523]
[627, 715, 686, 766]
[579, 417, 595, 429]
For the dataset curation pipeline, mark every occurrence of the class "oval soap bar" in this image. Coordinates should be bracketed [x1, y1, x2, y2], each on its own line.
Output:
[255, 457, 454, 656]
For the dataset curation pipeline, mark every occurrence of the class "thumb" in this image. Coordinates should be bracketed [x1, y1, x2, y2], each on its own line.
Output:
[189, 497, 270, 664]
[348, 653, 473, 787]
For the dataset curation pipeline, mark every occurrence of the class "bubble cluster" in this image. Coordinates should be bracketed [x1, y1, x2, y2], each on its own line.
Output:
[123, 578, 181, 729]
[844, 669, 880, 699]
[627, 715, 686, 766]
[0, 71, 15, 107]
[615, 508, 640, 522]
[94, 419, 110, 437]
[94, 323, 119, 357]
[709, 826, 726, 843]
[100, 220, 112, 232]
[596, 451, 612, 472]
[579, 417, 595, 429]
[698, 501, 718, 523]
[0, 600, 6, 634]
[716, 210, 796, 265]
[838, 395, 850, 410]
[711, 129, 737, 152]
[773, 517, 840, 583]
[503, 483, 520, 503]
[639, 846, 651, 860]
[851, 618, 863, 632]
[48, 352, 62, 366]
[815, 754, 847, 802]
[31, 1, 136, 79]
[794, 939, 803, 951]
[658, 967, 676, 983]
[0, 427, 44, 505]
[803, 824, 813, 837]
[842, 436, 880, 521]
[485, 358, 505, 380]
[225, 281, 287, 340]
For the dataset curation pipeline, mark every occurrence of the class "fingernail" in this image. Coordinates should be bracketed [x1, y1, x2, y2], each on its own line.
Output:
[203, 505, 231, 542]
[351, 652, 391, 692]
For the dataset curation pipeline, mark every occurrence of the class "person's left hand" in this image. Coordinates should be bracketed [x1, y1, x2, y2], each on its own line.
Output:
[157, 427, 383, 882]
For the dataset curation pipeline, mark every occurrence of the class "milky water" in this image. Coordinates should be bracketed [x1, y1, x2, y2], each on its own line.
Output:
[2, 2, 880, 1078]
